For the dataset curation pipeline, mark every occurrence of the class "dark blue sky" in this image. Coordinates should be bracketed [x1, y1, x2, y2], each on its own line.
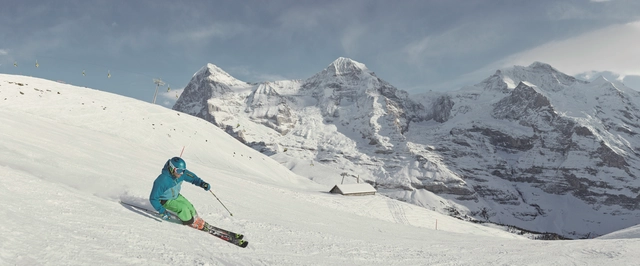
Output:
[2, 0, 639, 107]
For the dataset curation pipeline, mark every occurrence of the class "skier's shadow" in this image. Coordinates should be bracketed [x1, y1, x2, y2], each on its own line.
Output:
[120, 201, 164, 223]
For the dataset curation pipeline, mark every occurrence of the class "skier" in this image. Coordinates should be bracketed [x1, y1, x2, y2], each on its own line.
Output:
[149, 157, 211, 230]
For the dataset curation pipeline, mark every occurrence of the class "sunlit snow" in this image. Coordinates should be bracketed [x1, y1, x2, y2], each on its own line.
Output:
[1, 74, 639, 265]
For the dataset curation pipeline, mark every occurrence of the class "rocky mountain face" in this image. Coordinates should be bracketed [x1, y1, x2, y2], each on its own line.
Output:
[173, 58, 640, 238]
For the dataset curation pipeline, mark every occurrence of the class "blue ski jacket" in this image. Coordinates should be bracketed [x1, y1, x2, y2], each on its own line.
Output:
[149, 161, 205, 214]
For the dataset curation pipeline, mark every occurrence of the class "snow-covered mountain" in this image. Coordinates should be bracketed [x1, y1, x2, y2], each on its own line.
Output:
[173, 58, 640, 238]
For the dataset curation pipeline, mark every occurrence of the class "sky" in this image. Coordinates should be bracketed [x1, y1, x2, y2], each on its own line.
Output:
[1, 0, 640, 107]
[3, 73, 640, 265]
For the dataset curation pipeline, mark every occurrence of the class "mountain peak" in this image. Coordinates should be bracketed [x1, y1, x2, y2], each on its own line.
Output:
[527, 61, 555, 71]
[481, 62, 582, 91]
[327, 57, 369, 76]
[590, 75, 610, 85]
[194, 63, 247, 87]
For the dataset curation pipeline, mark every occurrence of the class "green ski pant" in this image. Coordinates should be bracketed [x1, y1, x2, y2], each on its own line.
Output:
[163, 194, 198, 223]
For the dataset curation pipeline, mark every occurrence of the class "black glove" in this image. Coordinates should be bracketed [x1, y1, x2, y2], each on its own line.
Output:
[200, 181, 210, 191]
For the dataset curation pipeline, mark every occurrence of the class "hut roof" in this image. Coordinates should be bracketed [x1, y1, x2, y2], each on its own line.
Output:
[330, 183, 376, 195]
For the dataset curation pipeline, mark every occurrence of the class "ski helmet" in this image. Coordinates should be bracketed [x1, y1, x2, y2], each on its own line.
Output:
[168, 157, 186, 175]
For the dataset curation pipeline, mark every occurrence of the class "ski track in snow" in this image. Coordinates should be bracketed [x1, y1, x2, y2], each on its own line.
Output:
[387, 200, 409, 225]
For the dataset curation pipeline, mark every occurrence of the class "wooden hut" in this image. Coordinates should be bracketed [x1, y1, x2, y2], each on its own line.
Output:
[329, 183, 376, 196]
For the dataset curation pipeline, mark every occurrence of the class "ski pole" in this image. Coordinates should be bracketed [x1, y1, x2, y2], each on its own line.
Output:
[210, 190, 233, 216]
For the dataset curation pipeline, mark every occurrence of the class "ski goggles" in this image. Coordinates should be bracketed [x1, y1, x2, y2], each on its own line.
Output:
[172, 168, 186, 174]
[168, 162, 186, 175]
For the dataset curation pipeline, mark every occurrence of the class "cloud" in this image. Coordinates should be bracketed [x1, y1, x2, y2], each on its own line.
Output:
[0, 49, 8, 56]
[498, 20, 640, 78]
[447, 19, 640, 92]
[164, 22, 250, 53]
[545, 2, 593, 20]
[169, 25, 230, 43]
[158, 86, 183, 107]
[226, 65, 287, 82]
[340, 24, 367, 56]
[404, 37, 430, 64]
[403, 22, 504, 65]
[276, 6, 325, 31]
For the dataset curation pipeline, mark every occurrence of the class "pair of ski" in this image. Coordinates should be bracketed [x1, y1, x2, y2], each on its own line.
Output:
[120, 201, 248, 248]
[202, 222, 248, 248]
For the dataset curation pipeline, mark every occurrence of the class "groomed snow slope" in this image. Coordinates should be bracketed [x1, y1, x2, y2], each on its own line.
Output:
[1, 74, 639, 265]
